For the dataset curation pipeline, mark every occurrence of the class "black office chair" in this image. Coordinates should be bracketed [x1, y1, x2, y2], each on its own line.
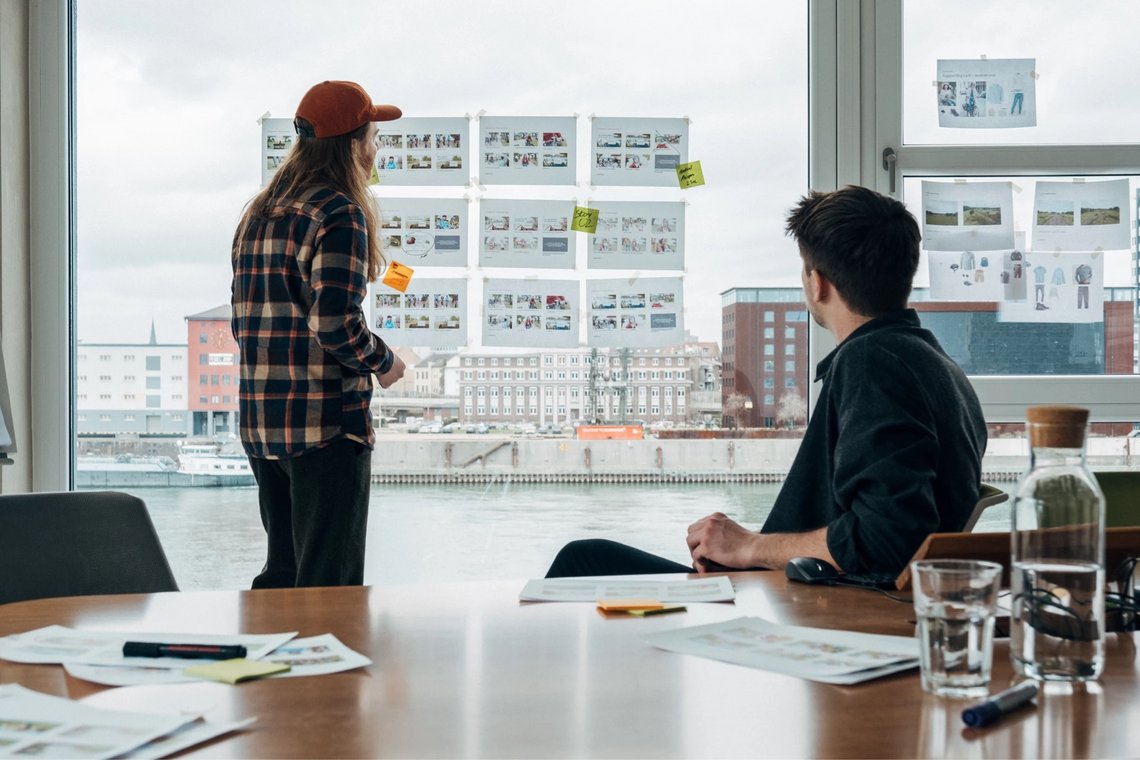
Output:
[0, 490, 178, 605]
[1093, 471, 1140, 528]
[960, 483, 1010, 532]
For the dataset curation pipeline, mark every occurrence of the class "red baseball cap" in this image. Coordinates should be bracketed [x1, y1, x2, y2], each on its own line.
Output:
[295, 80, 402, 139]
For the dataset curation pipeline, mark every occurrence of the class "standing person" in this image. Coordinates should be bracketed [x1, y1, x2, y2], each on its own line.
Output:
[232, 80, 406, 588]
[545, 185, 986, 579]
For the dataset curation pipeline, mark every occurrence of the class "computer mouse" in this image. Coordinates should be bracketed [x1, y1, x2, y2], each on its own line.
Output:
[785, 556, 841, 584]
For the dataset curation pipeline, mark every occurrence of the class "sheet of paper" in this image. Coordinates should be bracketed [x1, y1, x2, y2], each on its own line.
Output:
[259, 116, 294, 188]
[369, 277, 468, 348]
[0, 683, 192, 760]
[586, 202, 686, 272]
[378, 197, 468, 268]
[519, 575, 734, 603]
[119, 717, 256, 760]
[481, 277, 580, 348]
[922, 180, 1015, 251]
[376, 117, 470, 186]
[998, 251, 1105, 324]
[478, 200, 575, 269]
[65, 634, 373, 687]
[586, 276, 685, 348]
[927, 249, 1008, 301]
[644, 616, 919, 685]
[591, 116, 688, 187]
[479, 116, 576, 186]
[0, 626, 295, 669]
[936, 58, 1036, 129]
[1032, 179, 1130, 252]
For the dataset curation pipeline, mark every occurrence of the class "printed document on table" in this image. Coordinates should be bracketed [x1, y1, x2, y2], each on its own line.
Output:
[0, 683, 193, 759]
[64, 634, 372, 687]
[519, 575, 734, 603]
[644, 616, 919, 685]
[0, 625, 295, 668]
[119, 717, 257, 760]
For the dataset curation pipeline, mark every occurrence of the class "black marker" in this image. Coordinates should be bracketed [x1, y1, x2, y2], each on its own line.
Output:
[961, 681, 1038, 728]
[123, 642, 247, 660]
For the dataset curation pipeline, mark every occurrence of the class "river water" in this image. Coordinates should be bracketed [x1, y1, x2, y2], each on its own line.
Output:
[88, 483, 1013, 591]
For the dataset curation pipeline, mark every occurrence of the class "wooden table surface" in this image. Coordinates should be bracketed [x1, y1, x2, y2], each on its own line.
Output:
[0, 572, 1136, 758]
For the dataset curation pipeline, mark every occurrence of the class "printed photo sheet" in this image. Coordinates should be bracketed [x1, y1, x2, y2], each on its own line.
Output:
[591, 117, 688, 187]
[922, 180, 1015, 251]
[482, 278, 579, 348]
[63, 634, 372, 688]
[376, 116, 469, 186]
[927, 249, 1010, 302]
[999, 251, 1104, 324]
[370, 277, 468, 347]
[587, 201, 685, 271]
[0, 625, 294, 669]
[587, 277, 684, 348]
[0, 683, 196, 760]
[260, 117, 295, 188]
[479, 116, 576, 186]
[936, 58, 1036, 129]
[519, 575, 734, 603]
[644, 617, 919, 685]
[479, 200, 575, 269]
[379, 198, 468, 267]
[1032, 179, 1130, 252]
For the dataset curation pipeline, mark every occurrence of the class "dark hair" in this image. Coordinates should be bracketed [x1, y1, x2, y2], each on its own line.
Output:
[237, 118, 383, 281]
[784, 185, 920, 317]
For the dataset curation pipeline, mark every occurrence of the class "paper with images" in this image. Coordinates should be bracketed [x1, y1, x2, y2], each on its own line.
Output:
[999, 250, 1104, 324]
[260, 117, 294, 188]
[478, 200, 575, 269]
[369, 277, 468, 348]
[481, 278, 580, 348]
[519, 575, 734, 603]
[376, 116, 470, 186]
[479, 116, 576, 186]
[586, 201, 685, 272]
[927, 249, 1010, 302]
[591, 116, 688, 187]
[936, 58, 1036, 129]
[378, 198, 468, 268]
[922, 180, 1015, 251]
[644, 617, 919, 685]
[587, 276, 685, 348]
[1032, 179, 1130, 252]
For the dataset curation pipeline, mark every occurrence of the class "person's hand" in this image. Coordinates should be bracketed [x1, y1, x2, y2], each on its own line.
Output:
[376, 354, 406, 389]
[686, 512, 762, 573]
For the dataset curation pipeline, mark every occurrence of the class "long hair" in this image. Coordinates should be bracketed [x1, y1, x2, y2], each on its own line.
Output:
[237, 118, 384, 281]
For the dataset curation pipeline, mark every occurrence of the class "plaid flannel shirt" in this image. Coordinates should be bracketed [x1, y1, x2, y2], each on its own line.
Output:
[231, 185, 394, 460]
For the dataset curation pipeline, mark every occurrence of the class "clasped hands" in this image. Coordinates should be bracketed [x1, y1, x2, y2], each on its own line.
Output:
[686, 512, 762, 573]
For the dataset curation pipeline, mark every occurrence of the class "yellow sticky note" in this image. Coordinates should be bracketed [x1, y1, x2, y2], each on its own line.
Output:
[596, 598, 663, 612]
[676, 160, 705, 189]
[369, 164, 381, 186]
[382, 261, 414, 292]
[184, 658, 290, 685]
[571, 206, 599, 234]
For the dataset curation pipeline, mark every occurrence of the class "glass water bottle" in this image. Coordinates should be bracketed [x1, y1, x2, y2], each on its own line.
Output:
[1010, 405, 1106, 681]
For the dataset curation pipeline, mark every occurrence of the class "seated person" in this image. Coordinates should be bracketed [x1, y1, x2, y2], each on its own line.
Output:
[546, 186, 987, 579]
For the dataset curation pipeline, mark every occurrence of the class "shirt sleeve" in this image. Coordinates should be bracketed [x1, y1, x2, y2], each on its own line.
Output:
[306, 204, 394, 375]
[824, 344, 941, 575]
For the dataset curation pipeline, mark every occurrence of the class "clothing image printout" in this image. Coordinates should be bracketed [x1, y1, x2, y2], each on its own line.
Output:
[587, 276, 684, 348]
[481, 278, 580, 348]
[370, 277, 468, 347]
[379, 198, 468, 268]
[1032, 179, 1130, 252]
[260, 117, 295, 188]
[927, 249, 1008, 302]
[936, 58, 1036, 129]
[590, 117, 689, 187]
[921, 180, 1015, 251]
[998, 251, 1104, 324]
[478, 200, 575, 269]
[375, 116, 469, 187]
[586, 201, 685, 271]
[479, 116, 577, 186]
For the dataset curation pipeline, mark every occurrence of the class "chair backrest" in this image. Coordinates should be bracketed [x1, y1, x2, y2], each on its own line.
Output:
[1093, 471, 1140, 528]
[0, 490, 178, 605]
[960, 482, 1009, 532]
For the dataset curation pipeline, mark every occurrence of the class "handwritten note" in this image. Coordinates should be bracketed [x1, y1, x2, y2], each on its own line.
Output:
[676, 160, 705, 189]
[571, 206, 600, 234]
[382, 261, 414, 292]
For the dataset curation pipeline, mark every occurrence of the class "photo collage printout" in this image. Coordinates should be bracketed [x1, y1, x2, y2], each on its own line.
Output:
[922, 180, 1122, 324]
[936, 58, 1037, 129]
[258, 111, 691, 348]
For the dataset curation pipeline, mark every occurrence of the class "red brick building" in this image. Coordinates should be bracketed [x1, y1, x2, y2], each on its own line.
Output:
[185, 305, 239, 437]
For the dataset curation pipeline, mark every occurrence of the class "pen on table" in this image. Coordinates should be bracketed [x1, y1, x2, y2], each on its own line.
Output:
[122, 641, 248, 660]
[961, 681, 1038, 728]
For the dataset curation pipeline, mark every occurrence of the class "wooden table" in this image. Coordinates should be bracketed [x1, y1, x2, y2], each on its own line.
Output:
[1, 573, 1136, 758]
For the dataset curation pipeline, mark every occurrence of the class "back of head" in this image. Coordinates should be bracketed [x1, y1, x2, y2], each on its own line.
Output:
[785, 185, 920, 317]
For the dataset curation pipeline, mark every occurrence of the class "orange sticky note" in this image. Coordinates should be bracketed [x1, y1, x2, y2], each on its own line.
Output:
[382, 261, 414, 292]
[596, 598, 664, 612]
[676, 160, 705, 189]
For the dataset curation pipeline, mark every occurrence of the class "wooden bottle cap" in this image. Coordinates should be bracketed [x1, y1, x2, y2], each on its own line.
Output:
[1026, 405, 1089, 448]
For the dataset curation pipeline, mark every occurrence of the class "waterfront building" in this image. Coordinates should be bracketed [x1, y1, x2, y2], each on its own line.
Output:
[76, 323, 189, 436]
[185, 305, 239, 437]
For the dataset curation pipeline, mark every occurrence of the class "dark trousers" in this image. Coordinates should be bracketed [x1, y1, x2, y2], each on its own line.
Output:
[248, 438, 372, 588]
[545, 539, 693, 578]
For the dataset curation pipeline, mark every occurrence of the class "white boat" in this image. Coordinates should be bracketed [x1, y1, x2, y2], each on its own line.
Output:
[178, 439, 256, 485]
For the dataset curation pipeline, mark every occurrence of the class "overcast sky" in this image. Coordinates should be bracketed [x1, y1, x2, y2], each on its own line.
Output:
[76, 1, 1140, 347]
